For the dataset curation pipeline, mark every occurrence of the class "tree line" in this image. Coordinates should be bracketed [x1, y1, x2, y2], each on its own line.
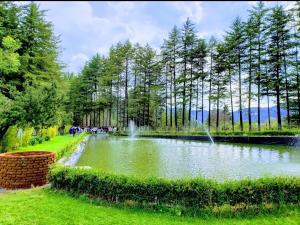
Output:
[0, 2, 70, 142]
[69, 2, 300, 131]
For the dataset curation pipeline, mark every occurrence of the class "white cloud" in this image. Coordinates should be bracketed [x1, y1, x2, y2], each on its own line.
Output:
[171, 2, 204, 24]
[68, 53, 89, 74]
[35, 1, 168, 73]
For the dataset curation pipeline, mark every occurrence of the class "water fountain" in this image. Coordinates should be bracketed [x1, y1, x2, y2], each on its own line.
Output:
[129, 120, 137, 138]
[203, 125, 214, 144]
[196, 121, 214, 144]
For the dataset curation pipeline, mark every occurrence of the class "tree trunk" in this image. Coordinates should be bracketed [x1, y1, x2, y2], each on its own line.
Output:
[201, 77, 204, 124]
[165, 65, 168, 128]
[257, 33, 261, 131]
[238, 49, 243, 131]
[188, 63, 193, 125]
[248, 40, 252, 132]
[98, 107, 101, 127]
[267, 87, 271, 129]
[296, 51, 300, 126]
[173, 73, 178, 129]
[182, 45, 187, 127]
[93, 107, 96, 126]
[170, 66, 173, 128]
[276, 31, 281, 130]
[173, 46, 178, 129]
[208, 52, 213, 131]
[0, 126, 10, 143]
[229, 69, 234, 131]
[125, 57, 129, 127]
[216, 73, 220, 131]
[116, 74, 120, 128]
[283, 39, 290, 126]
[196, 77, 199, 121]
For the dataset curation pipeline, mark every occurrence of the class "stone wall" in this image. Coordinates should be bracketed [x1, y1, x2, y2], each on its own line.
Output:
[0, 151, 55, 189]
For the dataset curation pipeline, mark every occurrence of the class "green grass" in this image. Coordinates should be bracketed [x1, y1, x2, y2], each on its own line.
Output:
[0, 188, 299, 225]
[19, 134, 85, 154]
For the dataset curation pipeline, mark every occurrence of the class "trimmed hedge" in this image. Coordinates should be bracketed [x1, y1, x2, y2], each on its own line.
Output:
[49, 166, 300, 208]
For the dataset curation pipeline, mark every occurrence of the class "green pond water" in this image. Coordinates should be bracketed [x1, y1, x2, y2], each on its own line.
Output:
[76, 135, 300, 180]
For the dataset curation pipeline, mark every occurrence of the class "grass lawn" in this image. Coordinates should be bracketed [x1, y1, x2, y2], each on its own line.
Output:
[0, 188, 299, 225]
[19, 134, 85, 154]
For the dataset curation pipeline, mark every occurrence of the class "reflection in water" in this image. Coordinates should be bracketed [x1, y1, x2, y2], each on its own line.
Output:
[76, 135, 300, 180]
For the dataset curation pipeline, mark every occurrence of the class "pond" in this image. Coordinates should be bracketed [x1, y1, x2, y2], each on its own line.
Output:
[76, 135, 300, 180]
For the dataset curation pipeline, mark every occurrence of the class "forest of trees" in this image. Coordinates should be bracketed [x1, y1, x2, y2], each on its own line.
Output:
[0, 2, 70, 141]
[1, 1, 300, 139]
[68, 2, 300, 131]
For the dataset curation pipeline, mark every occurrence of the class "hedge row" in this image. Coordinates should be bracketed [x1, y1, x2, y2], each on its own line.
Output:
[49, 166, 300, 208]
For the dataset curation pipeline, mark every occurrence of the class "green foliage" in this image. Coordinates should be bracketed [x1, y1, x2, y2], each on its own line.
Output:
[49, 166, 300, 209]
[0, 35, 21, 74]
[29, 137, 36, 146]
[41, 126, 58, 138]
[45, 135, 51, 141]
[0, 2, 68, 141]
[63, 125, 72, 135]
[0, 126, 19, 151]
[37, 136, 44, 144]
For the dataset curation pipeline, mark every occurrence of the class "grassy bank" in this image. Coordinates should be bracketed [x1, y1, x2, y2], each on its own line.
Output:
[0, 188, 299, 225]
[19, 133, 87, 159]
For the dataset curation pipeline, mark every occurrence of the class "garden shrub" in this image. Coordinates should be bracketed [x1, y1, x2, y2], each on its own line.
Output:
[45, 135, 51, 141]
[49, 166, 300, 209]
[36, 136, 44, 144]
[40, 126, 58, 138]
[0, 126, 19, 152]
[22, 127, 34, 146]
[29, 138, 36, 146]
[48, 126, 58, 138]
[64, 125, 72, 135]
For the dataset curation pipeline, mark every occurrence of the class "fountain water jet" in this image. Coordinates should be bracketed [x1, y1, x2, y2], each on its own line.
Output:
[197, 121, 214, 144]
[203, 125, 214, 144]
[129, 120, 137, 138]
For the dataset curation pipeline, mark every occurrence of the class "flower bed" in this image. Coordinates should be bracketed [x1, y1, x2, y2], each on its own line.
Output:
[0, 151, 55, 189]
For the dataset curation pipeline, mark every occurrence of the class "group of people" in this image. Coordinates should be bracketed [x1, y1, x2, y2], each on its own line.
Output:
[69, 126, 117, 136]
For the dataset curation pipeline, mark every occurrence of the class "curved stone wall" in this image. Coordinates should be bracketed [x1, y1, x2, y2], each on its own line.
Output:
[0, 151, 55, 189]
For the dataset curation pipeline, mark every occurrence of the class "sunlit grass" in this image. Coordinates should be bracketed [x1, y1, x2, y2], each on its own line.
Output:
[0, 188, 299, 225]
[19, 134, 85, 153]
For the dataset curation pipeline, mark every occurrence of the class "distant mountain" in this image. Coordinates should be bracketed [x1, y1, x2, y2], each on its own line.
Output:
[189, 106, 287, 123]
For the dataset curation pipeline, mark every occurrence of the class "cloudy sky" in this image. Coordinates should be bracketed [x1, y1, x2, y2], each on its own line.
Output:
[32, 1, 294, 74]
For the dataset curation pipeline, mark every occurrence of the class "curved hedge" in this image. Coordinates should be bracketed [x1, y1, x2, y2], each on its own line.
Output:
[49, 166, 300, 208]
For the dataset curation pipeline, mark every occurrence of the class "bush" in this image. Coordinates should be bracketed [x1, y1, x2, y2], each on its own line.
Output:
[36, 136, 44, 144]
[45, 135, 51, 141]
[22, 127, 34, 146]
[0, 126, 19, 152]
[64, 125, 72, 135]
[40, 127, 58, 138]
[29, 138, 36, 146]
[49, 166, 300, 209]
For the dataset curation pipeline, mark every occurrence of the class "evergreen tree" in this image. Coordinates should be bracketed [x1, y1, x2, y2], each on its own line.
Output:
[227, 17, 246, 131]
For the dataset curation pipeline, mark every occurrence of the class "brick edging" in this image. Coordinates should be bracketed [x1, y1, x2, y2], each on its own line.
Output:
[0, 151, 56, 189]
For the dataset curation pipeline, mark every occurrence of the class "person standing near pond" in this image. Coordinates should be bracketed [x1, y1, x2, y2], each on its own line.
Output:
[69, 126, 76, 137]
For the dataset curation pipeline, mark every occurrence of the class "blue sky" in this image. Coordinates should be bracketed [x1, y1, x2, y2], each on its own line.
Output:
[31, 1, 294, 74]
